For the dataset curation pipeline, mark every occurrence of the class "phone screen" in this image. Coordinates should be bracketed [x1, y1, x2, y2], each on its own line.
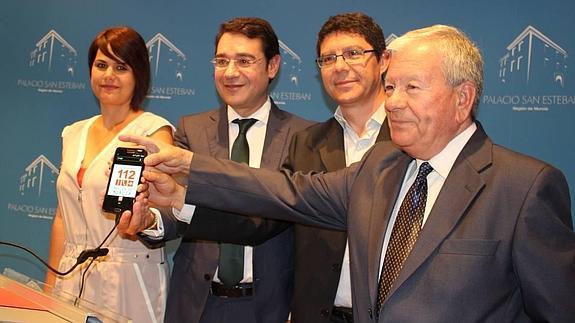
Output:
[107, 164, 142, 198]
[102, 147, 146, 214]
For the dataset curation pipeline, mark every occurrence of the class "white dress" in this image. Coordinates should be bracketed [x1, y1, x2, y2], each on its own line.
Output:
[55, 112, 173, 323]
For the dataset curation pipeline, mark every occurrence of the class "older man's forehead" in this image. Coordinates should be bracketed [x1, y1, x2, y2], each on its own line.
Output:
[388, 43, 440, 72]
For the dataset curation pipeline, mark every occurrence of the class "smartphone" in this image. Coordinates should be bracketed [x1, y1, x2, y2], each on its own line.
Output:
[102, 147, 147, 214]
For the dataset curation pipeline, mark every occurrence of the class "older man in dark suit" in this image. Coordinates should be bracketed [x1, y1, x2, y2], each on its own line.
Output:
[121, 25, 575, 322]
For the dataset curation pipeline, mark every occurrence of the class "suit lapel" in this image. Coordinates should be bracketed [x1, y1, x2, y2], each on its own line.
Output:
[207, 107, 229, 159]
[385, 125, 492, 301]
[366, 153, 412, 304]
[376, 118, 391, 142]
[319, 120, 347, 171]
[260, 102, 289, 169]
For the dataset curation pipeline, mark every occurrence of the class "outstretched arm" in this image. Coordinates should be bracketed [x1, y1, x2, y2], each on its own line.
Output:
[119, 134, 193, 176]
[120, 134, 351, 232]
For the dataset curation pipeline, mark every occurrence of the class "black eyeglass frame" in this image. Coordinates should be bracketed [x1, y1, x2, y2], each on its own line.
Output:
[315, 49, 377, 68]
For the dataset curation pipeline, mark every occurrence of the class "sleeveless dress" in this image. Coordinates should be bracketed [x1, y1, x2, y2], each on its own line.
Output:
[55, 112, 173, 323]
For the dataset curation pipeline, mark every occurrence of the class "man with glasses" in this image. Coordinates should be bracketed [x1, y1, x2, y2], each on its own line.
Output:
[135, 17, 311, 323]
[283, 12, 389, 323]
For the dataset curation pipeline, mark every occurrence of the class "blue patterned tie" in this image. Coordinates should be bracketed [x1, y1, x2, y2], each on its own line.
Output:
[218, 118, 257, 287]
[376, 162, 433, 314]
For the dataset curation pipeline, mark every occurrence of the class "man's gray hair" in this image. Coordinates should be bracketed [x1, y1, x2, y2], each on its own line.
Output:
[388, 25, 484, 116]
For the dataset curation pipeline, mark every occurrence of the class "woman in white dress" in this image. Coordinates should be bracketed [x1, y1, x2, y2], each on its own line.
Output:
[45, 26, 173, 323]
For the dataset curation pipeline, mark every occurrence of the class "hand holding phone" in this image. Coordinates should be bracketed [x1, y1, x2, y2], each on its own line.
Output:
[102, 147, 147, 215]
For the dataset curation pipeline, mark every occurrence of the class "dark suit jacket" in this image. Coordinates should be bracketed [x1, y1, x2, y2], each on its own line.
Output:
[163, 102, 313, 323]
[186, 124, 575, 322]
[282, 118, 390, 322]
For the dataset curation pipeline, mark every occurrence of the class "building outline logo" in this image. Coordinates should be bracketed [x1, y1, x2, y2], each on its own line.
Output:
[19, 155, 59, 197]
[483, 25, 574, 112]
[147, 33, 187, 81]
[279, 39, 302, 86]
[386, 33, 398, 46]
[29, 29, 77, 76]
[18, 29, 86, 93]
[498, 25, 568, 88]
[271, 39, 312, 105]
[146, 33, 194, 100]
[7, 155, 59, 220]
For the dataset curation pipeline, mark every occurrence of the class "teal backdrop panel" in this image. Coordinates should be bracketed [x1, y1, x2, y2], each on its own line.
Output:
[1, 0, 573, 281]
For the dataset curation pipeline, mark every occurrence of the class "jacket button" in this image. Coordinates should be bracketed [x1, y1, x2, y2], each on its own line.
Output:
[320, 308, 330, 317]
[204, 274, 211, 281]
[331, 263, 341, 271]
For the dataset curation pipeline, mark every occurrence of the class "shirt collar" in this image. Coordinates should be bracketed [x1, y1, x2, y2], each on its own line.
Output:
[417, 122, 477, 179]
[227, 97, 271, 125]
[333, 101, 387, 135]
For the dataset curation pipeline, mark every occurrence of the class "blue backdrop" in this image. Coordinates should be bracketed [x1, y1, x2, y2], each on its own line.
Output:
[1, 0, 574, 281]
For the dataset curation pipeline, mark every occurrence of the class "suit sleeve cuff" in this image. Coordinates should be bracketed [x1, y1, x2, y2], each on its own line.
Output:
[173, 204, 196, 224]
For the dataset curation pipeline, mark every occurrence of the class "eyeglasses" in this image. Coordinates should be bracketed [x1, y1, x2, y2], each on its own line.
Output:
[316, 49, 376, 68]
[211, 57, 264, 69]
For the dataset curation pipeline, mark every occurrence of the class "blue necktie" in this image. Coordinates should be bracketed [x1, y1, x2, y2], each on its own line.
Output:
[217, 118, 257, 287]
[376, 162, 433, 314]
